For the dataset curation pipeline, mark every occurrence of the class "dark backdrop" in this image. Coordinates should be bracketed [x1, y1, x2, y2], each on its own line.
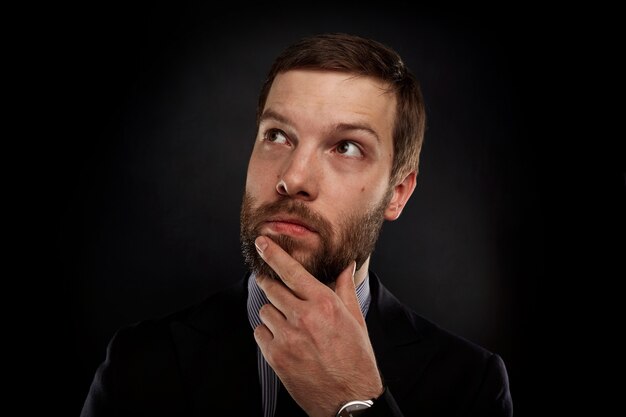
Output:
[42, 3, 624, 416]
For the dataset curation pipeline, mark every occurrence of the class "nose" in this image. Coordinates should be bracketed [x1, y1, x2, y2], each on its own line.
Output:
[276, 145, 319, 201]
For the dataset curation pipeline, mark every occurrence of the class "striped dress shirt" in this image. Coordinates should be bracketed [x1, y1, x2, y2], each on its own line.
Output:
[247, 273, 372, 417]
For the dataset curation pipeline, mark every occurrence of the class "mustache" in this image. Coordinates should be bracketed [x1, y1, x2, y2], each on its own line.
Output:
[251, 198, 333, 238]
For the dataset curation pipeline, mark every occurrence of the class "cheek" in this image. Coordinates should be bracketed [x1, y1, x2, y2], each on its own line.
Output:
[336, 175, 386, 199]
[323, 183, 377, 217]
[246, 156, 278, 196]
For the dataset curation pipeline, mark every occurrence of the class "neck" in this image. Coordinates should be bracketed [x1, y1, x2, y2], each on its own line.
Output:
[327, 256, 370, 291]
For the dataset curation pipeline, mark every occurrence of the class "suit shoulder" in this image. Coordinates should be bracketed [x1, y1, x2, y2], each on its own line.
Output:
[370, 278, 512, 415]
[371, 275, 507, 377]
[393, 306, 513, 417]
[403, 306, 496, 363]
[116, 278, 247, 337]
[108, 278, 246, 360]
[372, 275, 496, 364]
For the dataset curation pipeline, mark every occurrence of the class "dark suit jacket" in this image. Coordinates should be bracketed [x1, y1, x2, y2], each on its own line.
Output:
[81, 272, 513, 416]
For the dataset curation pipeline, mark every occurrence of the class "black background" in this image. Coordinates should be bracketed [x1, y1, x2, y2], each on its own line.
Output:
[32, 2, 624, 415]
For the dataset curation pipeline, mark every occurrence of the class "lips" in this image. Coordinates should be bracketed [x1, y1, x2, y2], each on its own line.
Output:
[264, 216, 317, 233]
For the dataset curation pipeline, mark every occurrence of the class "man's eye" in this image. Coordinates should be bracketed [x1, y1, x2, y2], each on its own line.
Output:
[336, 141, 363, 158]
[264, 129, 289, 144]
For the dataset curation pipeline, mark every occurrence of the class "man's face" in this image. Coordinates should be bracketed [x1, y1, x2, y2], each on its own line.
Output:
[241, 69, 398, 284]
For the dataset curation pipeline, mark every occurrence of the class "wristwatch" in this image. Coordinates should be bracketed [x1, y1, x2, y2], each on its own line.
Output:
[335, 399, 374, 416]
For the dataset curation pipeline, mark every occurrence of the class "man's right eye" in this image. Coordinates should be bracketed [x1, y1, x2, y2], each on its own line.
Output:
[264, 129, 289, 145]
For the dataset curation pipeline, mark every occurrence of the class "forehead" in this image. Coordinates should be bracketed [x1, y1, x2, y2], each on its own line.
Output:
[264, 69, 397, 144]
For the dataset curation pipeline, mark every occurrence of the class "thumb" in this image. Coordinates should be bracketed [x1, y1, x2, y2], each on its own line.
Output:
[335, 261, 365, 325]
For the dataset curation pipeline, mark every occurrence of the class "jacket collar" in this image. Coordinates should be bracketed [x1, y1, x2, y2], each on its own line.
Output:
[366, 272, 437, 397]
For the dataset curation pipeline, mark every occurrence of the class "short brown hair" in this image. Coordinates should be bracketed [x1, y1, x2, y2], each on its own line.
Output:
[256, 33, 426, 185]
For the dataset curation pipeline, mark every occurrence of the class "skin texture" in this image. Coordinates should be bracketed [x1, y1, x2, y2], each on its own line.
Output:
[245, 69, 417, 417]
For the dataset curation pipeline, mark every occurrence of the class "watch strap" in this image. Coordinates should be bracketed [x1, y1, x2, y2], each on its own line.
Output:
[363, 386, 403, 416]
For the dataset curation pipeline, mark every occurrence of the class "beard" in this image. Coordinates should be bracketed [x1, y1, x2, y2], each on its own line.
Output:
[240, 190, 391, 285]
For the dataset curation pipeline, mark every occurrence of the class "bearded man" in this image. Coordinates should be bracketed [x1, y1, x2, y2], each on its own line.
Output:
[81, 33, 513, 417]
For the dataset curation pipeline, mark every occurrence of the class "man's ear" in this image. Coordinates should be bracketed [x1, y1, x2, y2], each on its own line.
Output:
[384, 171, 417, 221]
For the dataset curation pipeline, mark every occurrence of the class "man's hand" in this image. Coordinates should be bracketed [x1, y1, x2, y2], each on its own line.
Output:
[253, 236, 383, 417]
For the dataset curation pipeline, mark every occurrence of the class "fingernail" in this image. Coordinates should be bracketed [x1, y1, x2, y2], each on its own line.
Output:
[255, 236, 268, 254]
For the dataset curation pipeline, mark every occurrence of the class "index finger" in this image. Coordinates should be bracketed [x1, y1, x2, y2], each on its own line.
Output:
[255, 235, 327, 300]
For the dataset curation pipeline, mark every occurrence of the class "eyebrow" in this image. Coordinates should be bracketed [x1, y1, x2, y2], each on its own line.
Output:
[259, 109, 294, 129]
[260, 108, 381, 143]
[332, 122, 380, 143]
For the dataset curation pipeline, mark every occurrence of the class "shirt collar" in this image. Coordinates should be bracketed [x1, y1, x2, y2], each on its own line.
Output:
[247, 272, 372, 330]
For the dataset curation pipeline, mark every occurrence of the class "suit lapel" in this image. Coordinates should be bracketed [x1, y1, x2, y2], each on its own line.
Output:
[366, 273, 438, 400]
[170, 278, 263, 417]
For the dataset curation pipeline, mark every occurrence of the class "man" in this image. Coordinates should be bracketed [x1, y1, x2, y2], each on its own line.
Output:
[81, 33, 513, 417]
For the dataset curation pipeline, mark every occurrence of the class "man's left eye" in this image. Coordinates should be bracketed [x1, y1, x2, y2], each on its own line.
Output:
[336, 141, 363, 158]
